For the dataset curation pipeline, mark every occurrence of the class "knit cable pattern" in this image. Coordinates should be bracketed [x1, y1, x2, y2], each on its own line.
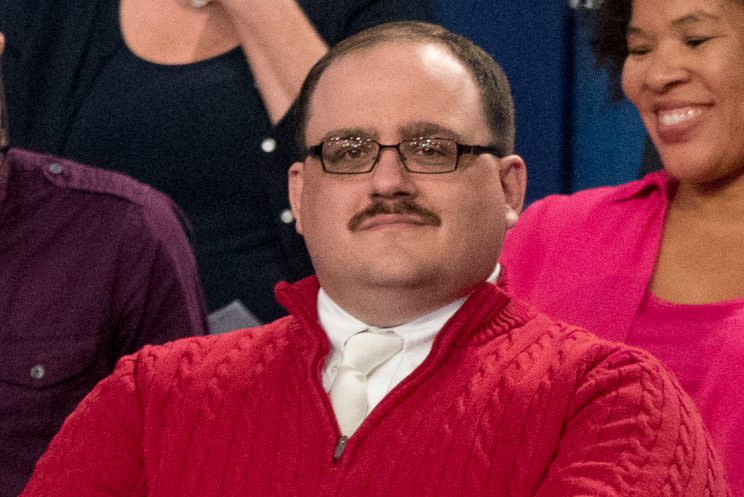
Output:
[20, 278, 731, 497]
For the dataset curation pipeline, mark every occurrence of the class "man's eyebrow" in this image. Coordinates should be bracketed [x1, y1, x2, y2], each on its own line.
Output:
[314, 122, 461, 144]
[319, 128, 378, 142]
[398, 122, 460, 140]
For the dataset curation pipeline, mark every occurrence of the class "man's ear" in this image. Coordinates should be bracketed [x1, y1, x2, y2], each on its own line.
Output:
[288, 161, 305, 235]
[499, 155, 527, 229]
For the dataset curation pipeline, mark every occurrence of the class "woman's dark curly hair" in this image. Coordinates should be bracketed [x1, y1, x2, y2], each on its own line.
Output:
[588, 0, 633, 99]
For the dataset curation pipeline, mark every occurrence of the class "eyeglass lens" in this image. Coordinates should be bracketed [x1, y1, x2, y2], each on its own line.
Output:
[322, 138, 458, 173]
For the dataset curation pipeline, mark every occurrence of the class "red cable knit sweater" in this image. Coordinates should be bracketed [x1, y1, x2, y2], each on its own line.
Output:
[21, 277, 729, 496]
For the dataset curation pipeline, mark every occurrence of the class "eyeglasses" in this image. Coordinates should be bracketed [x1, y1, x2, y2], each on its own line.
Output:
[306, 136, 503, 175]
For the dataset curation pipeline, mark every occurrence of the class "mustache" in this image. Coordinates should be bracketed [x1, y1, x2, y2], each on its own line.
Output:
[347, 198, 441, 231]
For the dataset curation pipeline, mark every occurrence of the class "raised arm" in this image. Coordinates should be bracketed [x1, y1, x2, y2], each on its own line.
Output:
[216, 0, 435, 124]
[215, 0, 327, 124]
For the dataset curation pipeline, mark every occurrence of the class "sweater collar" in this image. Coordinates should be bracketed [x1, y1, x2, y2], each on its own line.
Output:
[315, 264, 502, 350]
[317, 287, 464, 365]
[275, 272, 529, 351]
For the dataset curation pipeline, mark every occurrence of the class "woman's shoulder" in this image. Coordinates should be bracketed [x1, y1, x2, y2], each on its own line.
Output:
[501, 171, 670, 271]
[519, 171, 669, 229]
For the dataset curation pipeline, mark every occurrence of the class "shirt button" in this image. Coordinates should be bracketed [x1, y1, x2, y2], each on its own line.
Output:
[279, 209, 294, 224]
[30, 364, 46, 380]
[261, 138, 277, 153]
[48, 163, 63, 175]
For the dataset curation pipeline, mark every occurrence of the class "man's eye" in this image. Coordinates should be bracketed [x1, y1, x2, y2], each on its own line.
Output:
[413, 145, 444, 156]
[410, 140, 447, 156]
[340, 147, 361, 157]
[340, 145, 371, 159]
[328, 141, 373, 162]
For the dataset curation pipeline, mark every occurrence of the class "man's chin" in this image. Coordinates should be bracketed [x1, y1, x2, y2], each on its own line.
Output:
[356, 265, 441, 291]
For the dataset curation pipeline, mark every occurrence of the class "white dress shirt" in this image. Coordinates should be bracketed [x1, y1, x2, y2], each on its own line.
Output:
[319, 264, 501, 411]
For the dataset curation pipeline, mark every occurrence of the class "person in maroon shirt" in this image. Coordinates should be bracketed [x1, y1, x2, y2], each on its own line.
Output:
[0, 35, 208, 497]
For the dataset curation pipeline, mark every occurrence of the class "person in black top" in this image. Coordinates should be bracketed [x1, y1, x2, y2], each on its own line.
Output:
[0, 0, 435, 325]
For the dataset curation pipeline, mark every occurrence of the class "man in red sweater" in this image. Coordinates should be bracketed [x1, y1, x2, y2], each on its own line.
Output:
[21, 22, 730, 496]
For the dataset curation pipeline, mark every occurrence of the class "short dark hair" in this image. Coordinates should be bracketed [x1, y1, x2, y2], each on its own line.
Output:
[295, 21, 515, 156]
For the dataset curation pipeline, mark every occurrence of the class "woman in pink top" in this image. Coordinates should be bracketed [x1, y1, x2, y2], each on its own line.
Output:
[500, 0, 744, 494]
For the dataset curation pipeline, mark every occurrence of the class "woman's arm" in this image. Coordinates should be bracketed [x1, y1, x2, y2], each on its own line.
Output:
[216, 0, 327, 124]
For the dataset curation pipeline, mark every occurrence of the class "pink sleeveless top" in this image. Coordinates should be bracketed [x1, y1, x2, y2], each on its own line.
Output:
[629, 291, 744, 492]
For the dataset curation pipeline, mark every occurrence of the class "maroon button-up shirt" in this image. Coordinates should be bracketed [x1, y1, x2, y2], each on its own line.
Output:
[0, 148, 208, 496]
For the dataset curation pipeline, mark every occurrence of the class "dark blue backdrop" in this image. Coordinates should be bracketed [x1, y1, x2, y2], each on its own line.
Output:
[437, 2, 644, 204]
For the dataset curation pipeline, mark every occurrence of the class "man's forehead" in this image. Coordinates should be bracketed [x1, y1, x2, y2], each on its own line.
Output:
[322, 40, 463, 82]
[305, 41, 485, 145]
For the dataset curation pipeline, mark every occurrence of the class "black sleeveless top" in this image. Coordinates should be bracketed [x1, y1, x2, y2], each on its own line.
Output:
[1, 0, 435, 323]
[62, 6, 286, 322]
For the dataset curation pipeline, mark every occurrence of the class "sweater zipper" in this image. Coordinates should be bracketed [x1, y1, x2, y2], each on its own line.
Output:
[333, 435, 349, 461]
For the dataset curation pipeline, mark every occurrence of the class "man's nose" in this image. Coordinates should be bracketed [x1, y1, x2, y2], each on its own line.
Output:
[368, 147, 417, 198]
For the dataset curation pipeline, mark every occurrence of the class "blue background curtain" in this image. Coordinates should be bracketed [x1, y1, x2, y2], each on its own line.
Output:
[437, 2, 645, 204]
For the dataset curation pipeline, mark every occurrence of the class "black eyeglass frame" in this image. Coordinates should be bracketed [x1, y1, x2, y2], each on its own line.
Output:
[305, 137, 504, 175]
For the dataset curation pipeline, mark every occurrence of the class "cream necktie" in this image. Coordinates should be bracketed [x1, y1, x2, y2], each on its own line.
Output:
[329, 329, 403, 436]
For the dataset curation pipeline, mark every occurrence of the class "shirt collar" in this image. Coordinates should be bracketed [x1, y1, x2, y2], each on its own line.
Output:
[317, 264, 502, 352]
[610, 170, 674, 202]
[317, 288, 368, 353]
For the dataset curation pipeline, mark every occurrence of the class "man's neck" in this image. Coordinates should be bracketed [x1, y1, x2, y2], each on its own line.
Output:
[321, 265, 500, 328]
[329, 287, 469, 328]
[318, 287, 465, 333]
